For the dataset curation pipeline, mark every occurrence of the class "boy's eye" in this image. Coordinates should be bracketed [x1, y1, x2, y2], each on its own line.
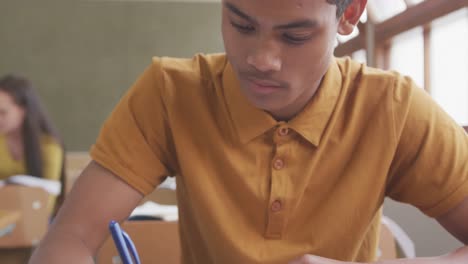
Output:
[230, 21, 255, 33]
[283, 33, 313, 45]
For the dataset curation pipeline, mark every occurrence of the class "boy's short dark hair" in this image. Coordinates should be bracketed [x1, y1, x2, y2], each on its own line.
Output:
[327, 0, 354, 17]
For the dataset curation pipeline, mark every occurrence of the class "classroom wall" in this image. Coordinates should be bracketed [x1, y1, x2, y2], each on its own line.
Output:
[0, 0, 224, 150]
[0, 0, 463, 258]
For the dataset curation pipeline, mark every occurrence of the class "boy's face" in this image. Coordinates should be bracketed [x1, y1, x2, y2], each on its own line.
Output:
[222, 0, 343, 119]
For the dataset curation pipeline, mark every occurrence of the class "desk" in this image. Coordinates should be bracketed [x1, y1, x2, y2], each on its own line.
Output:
[97, 221, 181, 264]
[0, 210, 21, 238]
[0, 186, 49, 247]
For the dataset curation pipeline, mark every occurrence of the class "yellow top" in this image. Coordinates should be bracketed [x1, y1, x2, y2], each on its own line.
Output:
[91, 54, 468, 263]
[0, 134, 63, 213]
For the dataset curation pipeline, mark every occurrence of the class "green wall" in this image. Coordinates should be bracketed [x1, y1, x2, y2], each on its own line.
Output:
[0, 0, 223, 150]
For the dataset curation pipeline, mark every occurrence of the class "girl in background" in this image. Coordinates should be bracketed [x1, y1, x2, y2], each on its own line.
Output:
[0, 74, 65, 215]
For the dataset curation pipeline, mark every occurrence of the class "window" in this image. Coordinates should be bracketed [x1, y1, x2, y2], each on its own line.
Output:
[389, 27, 425, 89]
[367, 0, 407, 23]
[431, 9, 468, 125]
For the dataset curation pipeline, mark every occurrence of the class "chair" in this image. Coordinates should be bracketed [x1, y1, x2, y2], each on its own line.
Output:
[65, 151, 91, 193]
[140, 178, 177, 206]
[377, 218, 397, 260]
[379, 215, 415, 259]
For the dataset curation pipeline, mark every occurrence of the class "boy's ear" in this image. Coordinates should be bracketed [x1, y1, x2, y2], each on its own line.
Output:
[337, 0, 367, 35]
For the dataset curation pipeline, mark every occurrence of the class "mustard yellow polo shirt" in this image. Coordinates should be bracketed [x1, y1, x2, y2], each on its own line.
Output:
[91, 54, 468, 263]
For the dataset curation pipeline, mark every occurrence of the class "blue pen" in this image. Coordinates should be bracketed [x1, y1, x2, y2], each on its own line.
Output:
[109, 220, 141, 264]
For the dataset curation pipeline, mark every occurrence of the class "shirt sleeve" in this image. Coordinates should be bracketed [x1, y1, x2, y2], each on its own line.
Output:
[90, 57, 176, 195]
[386, 75, 468, 217]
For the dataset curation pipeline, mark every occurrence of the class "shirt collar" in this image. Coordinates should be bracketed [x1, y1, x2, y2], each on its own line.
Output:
[288, 58, 342, 146]
[222, 60, 277, 144]
[222, 57, 342, 146]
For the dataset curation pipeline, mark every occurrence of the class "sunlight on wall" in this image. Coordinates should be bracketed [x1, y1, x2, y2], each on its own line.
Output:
[431, 8, 468, 125]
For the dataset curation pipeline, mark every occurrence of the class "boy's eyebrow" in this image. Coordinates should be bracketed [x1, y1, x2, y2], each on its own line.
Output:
[274, 19, 318, 30]
[224, 2, 256, 24]
[224, 1, 318, 30]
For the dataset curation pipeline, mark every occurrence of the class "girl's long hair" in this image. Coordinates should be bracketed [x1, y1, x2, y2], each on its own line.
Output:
[0, 75, 66, 214]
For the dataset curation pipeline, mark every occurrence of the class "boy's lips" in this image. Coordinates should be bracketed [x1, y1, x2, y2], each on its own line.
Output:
[245, 77, 285, 94]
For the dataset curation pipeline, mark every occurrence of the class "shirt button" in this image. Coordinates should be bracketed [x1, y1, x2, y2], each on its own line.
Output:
[271, 200, 282, 212]
[273, 158, 284, 170]
[278, 127, 289, 136]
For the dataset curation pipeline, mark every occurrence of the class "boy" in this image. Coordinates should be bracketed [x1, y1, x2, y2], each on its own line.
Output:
[30, 0, 468, 263]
